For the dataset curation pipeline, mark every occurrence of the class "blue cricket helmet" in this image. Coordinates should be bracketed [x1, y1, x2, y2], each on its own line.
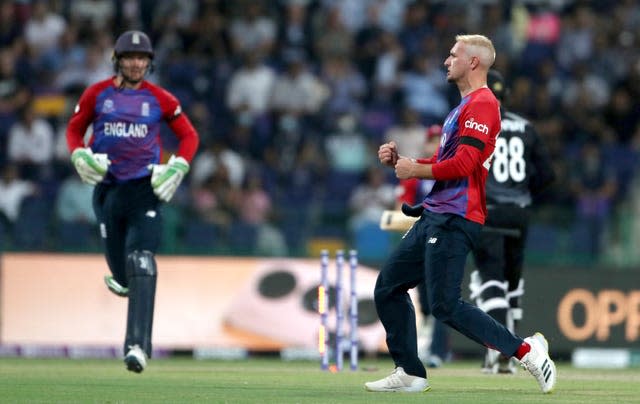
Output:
[113, 30, 154, 59]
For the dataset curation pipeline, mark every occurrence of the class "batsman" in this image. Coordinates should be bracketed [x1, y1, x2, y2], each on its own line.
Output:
[66, 30, 199, 373]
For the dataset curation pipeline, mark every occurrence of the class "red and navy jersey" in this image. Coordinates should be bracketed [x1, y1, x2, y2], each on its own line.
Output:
[66, 77, 199, 183]
[421, 87, 501, 224]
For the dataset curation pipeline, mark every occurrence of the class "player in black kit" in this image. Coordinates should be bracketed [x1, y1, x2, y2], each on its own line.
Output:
[470, 69, 555, 374]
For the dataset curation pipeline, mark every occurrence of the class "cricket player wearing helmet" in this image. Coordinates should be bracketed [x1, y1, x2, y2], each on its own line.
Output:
[66, 30, 199, 373]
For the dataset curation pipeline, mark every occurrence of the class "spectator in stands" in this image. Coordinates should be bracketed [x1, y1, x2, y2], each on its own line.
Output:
[399, 52, 449, 125]
[0, 47, 31, 127]
[372, 30, 404, 102]
[324, 112, 372, 174]
[228, 0, 276, 56]
[190, 138, 246, 189]
[23, 0, 66, 62]
[6, 99, 54, 180]
[226, 50, 275, 144]
[239, 170, 288, 256]
[319, 56, 367, 119]
[54, 42, 112, 92]
[384, 106, 427, 159]
[269, 48, 328, 126]
[478, 3, 517, 60]
[0, 163, 37, 236]
[353, 3, 385, 86]
[518, 4, 561, 75]
[347, 165, 396, 232]
[40, 24, 85, 76]
[55, 172, 95, 225]
[570, 138, 618, 261]
[190, 164, 239, 232]
[603, 85, 639, 145]
[555, 4, 596, 73]
[67, 0, 116, 31]
[277, 0, 314, 60]
[0, 0, 24, 50]
[397, 1, 432, 56]
[314, 5, 354, 61]
[185, 2, 230, 61]
[562, 63, 610, 113]
[374, 0, 410, 34]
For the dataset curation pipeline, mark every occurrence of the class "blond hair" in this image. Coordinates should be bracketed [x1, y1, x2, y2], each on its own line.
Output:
[455, 34, 496, 68]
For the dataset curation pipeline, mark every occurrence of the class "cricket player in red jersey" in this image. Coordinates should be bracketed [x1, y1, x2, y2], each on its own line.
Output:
[66, 31, 199, 373]
[365, 34, 556, 394]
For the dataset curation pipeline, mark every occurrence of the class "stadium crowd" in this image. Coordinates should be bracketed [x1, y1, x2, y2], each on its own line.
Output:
[1, 0, 640, 267]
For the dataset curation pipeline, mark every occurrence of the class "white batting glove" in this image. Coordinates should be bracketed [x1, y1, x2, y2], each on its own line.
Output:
[148, 155, 189, 202]
[71, 147, 111, 185]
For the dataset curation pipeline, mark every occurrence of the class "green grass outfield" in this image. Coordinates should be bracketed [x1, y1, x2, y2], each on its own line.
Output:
[0, 357, 638, 403]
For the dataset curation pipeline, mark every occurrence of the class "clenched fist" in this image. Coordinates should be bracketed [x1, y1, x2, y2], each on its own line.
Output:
[394, 157, 415, 179]
[378, 141, 398, 167]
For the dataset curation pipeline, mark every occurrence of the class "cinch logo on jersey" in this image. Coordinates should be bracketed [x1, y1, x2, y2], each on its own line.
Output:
[464, 117, 489, 135]
[104, 122, 149, 138]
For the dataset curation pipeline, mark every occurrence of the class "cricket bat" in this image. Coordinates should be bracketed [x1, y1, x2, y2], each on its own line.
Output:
[379, 210, 418, 232]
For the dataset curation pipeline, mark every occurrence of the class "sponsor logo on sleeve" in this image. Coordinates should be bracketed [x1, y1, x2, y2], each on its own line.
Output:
[464, 117, 489, 135]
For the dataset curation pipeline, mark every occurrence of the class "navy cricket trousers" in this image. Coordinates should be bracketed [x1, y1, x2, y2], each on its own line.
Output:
[93, 176, 162, 287]
[374, 211, 524, 378]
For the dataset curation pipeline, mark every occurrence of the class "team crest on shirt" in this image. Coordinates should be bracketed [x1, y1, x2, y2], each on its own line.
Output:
[141, 102, 149, 117]
[102, 99, 115, 113]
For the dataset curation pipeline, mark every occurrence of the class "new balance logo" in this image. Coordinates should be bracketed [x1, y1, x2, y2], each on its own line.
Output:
[428, 237, 438, 244]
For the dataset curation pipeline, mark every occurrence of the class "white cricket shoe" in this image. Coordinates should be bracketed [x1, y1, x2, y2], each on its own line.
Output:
[124, 344, 147, 373]
[520, 333, 556, 393]
[364, 367, 430, 393]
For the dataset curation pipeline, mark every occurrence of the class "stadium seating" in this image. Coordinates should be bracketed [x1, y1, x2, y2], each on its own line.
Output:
[12, 196, 49, 250]
[182, 221, 219, 254]
[55, 221, 97, 252]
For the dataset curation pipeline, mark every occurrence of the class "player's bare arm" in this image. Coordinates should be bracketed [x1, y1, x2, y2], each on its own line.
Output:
[394, 158, 434, 180]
